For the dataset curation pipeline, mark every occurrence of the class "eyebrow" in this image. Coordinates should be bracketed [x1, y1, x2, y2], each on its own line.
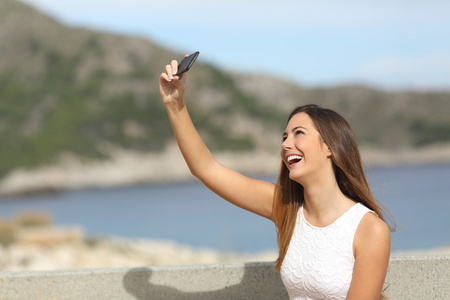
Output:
[282, 126, 308, 137]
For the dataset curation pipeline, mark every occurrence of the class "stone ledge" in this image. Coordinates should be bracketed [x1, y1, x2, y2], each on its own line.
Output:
[1, 256, 449, 299]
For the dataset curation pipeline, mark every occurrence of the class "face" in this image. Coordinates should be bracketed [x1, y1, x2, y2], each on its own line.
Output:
[281, 112, 332, 183]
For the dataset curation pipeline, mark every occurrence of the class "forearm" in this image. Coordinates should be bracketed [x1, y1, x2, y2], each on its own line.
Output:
[159, 60, 275, 219]
[165, 101, 215, 179]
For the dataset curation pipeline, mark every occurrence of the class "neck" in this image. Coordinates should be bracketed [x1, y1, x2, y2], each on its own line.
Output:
[300, 169, 355, 226]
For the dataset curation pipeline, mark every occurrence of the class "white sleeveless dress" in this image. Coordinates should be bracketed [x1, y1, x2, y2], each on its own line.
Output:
[280, 203, 374, 300]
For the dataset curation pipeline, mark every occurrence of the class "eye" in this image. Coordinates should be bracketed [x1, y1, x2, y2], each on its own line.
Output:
[282, 135, 287, 142]
[295, 129, 304, 135]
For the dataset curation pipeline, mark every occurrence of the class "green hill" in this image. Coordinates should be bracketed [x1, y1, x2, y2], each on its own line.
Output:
[0, 0, 449, 178]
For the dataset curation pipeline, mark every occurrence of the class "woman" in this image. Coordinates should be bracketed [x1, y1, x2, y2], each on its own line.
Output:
[159, 58, 391, 300]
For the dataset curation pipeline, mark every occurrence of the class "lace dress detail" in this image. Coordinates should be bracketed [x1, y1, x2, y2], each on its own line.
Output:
[280, 203, 374, 300]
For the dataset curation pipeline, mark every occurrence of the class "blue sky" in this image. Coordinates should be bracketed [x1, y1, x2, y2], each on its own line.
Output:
[19, 0, 450, 90]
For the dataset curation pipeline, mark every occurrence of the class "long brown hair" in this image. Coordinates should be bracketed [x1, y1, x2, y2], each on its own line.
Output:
[273, 104, 393, 270]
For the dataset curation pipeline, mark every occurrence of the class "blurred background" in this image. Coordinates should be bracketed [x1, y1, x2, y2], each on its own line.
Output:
[0, 0, 449, 271]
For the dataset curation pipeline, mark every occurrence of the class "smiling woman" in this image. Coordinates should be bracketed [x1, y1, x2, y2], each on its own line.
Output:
[159, 57, 393, 299]
[273, 104, 393, 299]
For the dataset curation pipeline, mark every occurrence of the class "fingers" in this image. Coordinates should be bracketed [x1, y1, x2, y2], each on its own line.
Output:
[171, 60, 178, 77]
[161, 56, 190, 84]
[162, 60, 179, 82]
[160, 72, 170, 83]
[163, 64, 173, 82]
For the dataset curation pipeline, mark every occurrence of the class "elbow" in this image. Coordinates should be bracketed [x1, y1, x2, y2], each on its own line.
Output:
[189, 167, 201, 179]
[187, 160, 217, 183]
[187, 163, 206, 181]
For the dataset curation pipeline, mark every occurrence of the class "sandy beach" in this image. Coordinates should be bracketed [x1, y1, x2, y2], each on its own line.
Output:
[0, 226, 278, 272]
[0, 225, 448, 272]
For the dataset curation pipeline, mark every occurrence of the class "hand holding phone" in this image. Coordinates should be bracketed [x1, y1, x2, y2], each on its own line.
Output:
[176, 51, 200, 76]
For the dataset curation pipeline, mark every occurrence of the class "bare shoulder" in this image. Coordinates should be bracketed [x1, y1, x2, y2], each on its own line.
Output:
[348, 211, 391, 299]
[354, 211, 391, 257]
[360, 212, 390, 235]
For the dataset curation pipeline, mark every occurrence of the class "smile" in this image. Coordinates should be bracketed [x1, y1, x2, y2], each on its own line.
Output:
[287, 155, 303, 167]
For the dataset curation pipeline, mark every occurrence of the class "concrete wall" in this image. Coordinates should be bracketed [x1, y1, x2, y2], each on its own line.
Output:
[1, 255, 449, 300]
[384, 255, 449, 299]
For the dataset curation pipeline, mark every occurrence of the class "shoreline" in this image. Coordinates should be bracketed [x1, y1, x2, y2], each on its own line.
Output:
[1, 226, 449, 272]
[1, 143, 450, 197]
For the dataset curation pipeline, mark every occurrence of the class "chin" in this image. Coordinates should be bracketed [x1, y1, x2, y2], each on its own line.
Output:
[288, 170, 304, 184]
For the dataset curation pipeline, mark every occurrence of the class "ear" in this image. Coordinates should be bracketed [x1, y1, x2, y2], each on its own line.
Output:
[323, 143, 333, 158]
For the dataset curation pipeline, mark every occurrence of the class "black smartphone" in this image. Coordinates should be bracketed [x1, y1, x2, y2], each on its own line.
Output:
[176, 51, 200, 76]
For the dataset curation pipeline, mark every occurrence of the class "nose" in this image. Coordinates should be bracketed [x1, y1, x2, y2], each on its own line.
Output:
[281, 137, 293, 151]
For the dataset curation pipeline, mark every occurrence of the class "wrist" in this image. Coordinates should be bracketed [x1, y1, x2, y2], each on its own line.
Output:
[164, 99, 186, 115]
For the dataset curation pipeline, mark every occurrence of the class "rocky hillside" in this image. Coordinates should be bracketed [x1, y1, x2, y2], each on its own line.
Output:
[0, 0, 449, 182]
[232, 73, 450, 149]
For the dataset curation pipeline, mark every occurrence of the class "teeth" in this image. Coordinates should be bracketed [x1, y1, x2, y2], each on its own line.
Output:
[287, 155, 303, 162]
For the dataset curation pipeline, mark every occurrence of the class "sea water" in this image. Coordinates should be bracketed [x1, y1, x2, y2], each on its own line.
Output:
[0, 164, 449, 253]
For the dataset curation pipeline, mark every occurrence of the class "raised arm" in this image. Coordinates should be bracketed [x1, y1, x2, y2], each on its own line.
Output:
[159, 59, 275, 220]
